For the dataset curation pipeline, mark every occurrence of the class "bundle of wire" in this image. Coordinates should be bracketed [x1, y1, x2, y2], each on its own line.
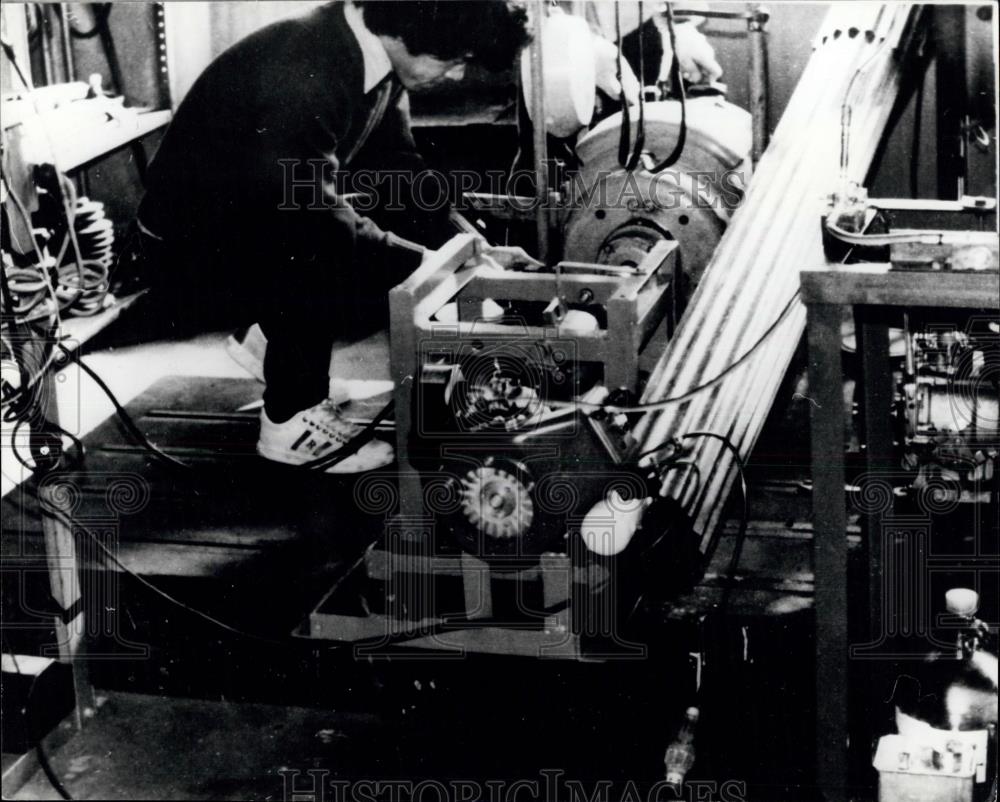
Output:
[52, 177, 114, 317]
[2, 175, 113, 323]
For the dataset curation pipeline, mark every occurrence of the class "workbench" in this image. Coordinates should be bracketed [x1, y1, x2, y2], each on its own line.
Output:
[801, 262, 999, 801]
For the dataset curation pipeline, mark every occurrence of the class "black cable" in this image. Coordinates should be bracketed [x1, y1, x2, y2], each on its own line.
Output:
[300, 399, 395, 471]
[648, 4, 687, 173]
[94, 5, 125, 98]
[67, 3, 112, 39]
[35, 732, 74, 800]
[59, 342, 393, 475]
[10, 418, 36, 472]
[0, 36, 33, 90]
[621, 1, 647, 172]
[615, 2, 632, 168]
[57, 343, 194, 473]
[554, 290, 801, 414]
[677, 431, 749, 616]
[2, 643, 74, 800]
[21, 481, 291, 646]
[27, 479, 572, 654]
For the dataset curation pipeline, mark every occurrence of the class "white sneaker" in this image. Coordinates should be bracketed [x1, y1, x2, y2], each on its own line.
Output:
[256, 399, 394, 473]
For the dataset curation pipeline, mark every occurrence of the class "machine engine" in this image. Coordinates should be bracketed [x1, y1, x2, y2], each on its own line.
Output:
[563, 98, 752, 294]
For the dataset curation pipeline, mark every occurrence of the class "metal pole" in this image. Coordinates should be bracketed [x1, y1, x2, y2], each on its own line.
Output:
[37, 4, 55, 86]
[747, 5, 770, 167]
[59, 4, 75, 82]
[529, 0, 549, 263]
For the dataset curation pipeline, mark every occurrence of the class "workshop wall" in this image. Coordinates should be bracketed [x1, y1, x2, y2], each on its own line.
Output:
[152, 1, 994, 204]
[8, 2, 995, 259]
[8, 3, 167, 241]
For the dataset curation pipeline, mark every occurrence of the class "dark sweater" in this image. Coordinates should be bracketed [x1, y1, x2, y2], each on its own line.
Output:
[138, 2, 425, 285]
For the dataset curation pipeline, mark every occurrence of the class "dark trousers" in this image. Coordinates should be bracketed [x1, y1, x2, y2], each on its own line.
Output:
[116, 225, 392, 422]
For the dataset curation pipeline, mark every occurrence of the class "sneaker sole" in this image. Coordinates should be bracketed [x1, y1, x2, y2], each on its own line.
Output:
[256, 440, 394, 474]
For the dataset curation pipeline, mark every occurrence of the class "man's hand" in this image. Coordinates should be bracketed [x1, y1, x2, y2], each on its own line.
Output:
[479, 245, 545, 270]
[657, 21, 723, 87]
[592, 33, 641, 105]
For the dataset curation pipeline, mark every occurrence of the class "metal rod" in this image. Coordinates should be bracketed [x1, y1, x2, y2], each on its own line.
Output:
[528, 0, 549, 263]
[747, 4, 769, 166]
[37, 4, 55, 86]
[58, 3, 75, 82]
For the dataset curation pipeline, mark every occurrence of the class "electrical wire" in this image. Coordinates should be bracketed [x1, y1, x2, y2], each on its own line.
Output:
[677, 431, 748, 615]
[26, 479, 572, 654]
[838, 26, 894, 180]
[1, 35, 106, 319]
[0, 35, 34, 90]
[550, 290, 801, 414]
[54, 172, 109, 317]
[1, 643, 74, 800]
[823, 220, 971, 247]
[647, 4, 687, 174]
[67, 3, 112, 39]
[18, 482, 289, 646]
[56, 343, 194, 472]
[300, 399, 396, 470]
[59, 341, 395, 476]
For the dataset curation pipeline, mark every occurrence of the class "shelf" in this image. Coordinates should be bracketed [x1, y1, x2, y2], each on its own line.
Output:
[58, 290, 146, 350]
[48, 110, 172, 172]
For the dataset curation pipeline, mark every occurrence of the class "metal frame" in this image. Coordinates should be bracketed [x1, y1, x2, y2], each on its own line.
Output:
[295, 236, 680, 654]
[801, 262, 998, 802]
[389, 234, 679, 517]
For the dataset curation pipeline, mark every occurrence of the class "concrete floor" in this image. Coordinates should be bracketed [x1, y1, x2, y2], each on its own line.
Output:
[11, 691, 384, 800]
[1, 326, 393, 497]
[2, 319, 820, 800]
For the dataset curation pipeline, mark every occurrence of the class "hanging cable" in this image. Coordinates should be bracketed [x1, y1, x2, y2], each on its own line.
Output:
[1, 648, 74, 800]
[647, 4, 687, 173]
[67, 3, 112, 39]
[615, 2, 633, 168]
[622, 0, 646, 172]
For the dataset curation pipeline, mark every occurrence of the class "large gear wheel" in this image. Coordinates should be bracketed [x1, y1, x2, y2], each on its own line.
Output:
[458, 460, 535, 540]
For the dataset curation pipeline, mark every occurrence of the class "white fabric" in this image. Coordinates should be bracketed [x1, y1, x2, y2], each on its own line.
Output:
[344, 1, 393, 93]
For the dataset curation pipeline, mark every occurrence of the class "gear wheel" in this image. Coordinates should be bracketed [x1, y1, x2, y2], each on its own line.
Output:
[457, 459, 535, 541]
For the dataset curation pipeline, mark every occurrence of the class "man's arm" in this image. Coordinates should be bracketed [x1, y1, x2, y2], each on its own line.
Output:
[350, 87, 455, 249]
[251, 81, 426, 288]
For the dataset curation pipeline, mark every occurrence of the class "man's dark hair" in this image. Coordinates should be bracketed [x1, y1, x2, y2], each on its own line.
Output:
[360, 1, 530, 72]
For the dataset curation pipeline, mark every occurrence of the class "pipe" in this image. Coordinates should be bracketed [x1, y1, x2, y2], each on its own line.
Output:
[58, 4, 75, 82]
[747, 4, 769, 167]
[37, 4, 55, 86]
[528, 0, 549, 263]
